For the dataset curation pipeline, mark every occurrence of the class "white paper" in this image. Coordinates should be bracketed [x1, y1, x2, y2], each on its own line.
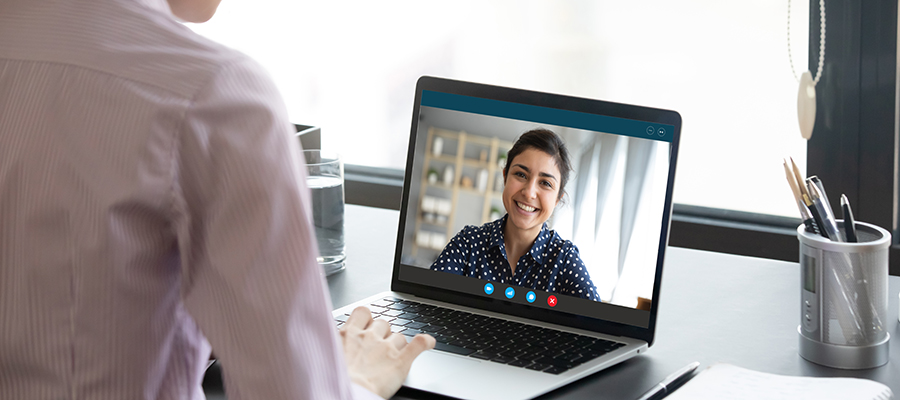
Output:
[667, 364, 892, 400]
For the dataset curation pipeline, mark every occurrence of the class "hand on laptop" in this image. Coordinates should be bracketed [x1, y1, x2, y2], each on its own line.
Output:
[340, 306, 436, 399]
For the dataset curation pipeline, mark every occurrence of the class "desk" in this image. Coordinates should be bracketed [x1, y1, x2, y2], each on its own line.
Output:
[335, 205, 900, 399]
[205, 204, 900, 399]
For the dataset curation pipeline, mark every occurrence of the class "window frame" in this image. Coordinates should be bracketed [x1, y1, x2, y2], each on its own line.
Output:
[804, 0, 899, 275]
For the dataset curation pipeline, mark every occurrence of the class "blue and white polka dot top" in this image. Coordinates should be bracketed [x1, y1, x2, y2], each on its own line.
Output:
[430, 215, 600, 301]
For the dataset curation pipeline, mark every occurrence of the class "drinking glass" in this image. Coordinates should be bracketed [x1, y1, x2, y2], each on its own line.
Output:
[304, 150, 346, 276]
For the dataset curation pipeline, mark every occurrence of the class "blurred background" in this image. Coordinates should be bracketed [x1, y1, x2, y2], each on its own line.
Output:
[188, 0, 810, 219]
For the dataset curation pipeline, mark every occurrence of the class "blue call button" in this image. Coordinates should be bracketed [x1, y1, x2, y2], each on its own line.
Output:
[526, 291, 536, 303]
[505, 287, 515, 299]
[484, 283, 494, 295]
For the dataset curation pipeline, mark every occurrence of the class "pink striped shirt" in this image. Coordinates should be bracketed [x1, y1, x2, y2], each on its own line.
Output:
[0, 0, 377, 398]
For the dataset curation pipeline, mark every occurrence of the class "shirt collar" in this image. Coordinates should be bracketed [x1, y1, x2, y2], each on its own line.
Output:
[488, 215, 552, 264]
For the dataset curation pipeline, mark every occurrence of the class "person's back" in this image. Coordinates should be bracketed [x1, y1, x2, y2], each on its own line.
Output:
[0, 0, 269, 397]
[1, 0, 434, 397]
[0, 0, 437, 398]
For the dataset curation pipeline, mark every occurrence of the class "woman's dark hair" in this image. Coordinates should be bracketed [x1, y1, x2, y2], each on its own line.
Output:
[503, 128, 572, 201]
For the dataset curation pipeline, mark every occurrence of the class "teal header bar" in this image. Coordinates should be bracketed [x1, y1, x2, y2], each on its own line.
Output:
[421, 90, 673, 142]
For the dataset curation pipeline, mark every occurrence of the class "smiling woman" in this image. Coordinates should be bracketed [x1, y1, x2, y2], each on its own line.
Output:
[402, 102, 672, 308]
[430, 129, 601, 301]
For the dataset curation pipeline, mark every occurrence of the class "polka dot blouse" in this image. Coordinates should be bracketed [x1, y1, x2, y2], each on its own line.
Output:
[430, 215, 600, 301]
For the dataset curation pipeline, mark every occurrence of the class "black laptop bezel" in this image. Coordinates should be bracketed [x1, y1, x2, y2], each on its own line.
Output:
[390, 76, 681, 346]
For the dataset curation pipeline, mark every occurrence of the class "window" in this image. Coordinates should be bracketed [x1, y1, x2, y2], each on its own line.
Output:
[188, 0, 808, 217]
[188, 1, 900, 273]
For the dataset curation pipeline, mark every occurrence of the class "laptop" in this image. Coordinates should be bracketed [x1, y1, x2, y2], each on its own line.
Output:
[333, 76, 682, 400]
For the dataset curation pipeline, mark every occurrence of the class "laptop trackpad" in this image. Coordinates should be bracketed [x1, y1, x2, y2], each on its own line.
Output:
[404, 350, 553, 400]
[405, 350, 481, 391]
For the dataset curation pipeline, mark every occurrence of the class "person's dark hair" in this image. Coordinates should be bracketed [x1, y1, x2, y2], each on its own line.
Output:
[503, 128, 572, 202]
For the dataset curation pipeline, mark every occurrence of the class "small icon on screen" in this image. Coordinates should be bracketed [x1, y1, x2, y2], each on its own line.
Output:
[526, 291, 536, 303]
[505, 287, 515, 299]
[547, 295, 558, 307]
[484, 283, 494, 295]
[657, 127, 666, 137]
[646, 126, 654, 135]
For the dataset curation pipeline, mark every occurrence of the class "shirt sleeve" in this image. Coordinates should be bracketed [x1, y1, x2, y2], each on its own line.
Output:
[171, 56, 370, 399]
[429, 226, 471, 275]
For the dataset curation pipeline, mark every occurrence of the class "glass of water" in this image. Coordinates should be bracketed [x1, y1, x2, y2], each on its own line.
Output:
[304, 150, 346, 276]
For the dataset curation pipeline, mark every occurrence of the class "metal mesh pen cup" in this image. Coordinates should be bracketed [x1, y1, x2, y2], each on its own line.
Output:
[797, 221, 890, 369]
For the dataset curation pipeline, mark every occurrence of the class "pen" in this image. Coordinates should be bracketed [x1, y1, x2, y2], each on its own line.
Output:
[807, 176, 837, 226]
[635, 361, 700, 400]
[804, 193, 829, 239]
[841, 194, 858, 242]
[808, 182, 844, 242]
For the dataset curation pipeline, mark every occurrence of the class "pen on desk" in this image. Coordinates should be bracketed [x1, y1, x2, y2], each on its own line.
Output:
[783, 160, 819, 234]
[635, 361, 700, 400]
[841, 194, 859, 242]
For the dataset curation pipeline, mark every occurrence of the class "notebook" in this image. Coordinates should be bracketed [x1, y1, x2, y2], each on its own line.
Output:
[333, 76, 682, 400]
[666, 363, 893, 400]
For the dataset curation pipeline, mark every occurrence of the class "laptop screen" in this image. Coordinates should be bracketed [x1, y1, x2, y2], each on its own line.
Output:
[392, 77, 680, 339]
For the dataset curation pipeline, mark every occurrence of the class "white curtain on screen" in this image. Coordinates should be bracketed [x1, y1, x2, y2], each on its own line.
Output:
[553, 134, 660, 305]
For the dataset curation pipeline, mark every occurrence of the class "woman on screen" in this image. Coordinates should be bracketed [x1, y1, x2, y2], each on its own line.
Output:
[430, 129, 600, 301]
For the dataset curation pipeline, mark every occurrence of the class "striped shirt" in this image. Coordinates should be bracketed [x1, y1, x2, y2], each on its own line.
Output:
[0, 0, 375, 398]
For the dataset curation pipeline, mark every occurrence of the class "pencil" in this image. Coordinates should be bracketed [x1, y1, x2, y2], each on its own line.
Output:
[783, 159, 809, 218]
[790, 157, 810, 199]
[785, 159, 820, 234]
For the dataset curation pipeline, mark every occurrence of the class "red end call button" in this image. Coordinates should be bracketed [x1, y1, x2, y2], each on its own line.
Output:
[547, 295, 558, 307]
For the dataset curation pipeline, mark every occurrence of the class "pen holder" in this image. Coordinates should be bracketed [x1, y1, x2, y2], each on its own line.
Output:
[797, 221, 890, 369]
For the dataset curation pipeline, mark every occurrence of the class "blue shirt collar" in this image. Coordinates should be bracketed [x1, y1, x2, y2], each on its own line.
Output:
[488, 215, 552, 265]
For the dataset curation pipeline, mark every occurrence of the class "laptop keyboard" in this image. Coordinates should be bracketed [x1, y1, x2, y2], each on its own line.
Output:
[334, 297, 626, 375]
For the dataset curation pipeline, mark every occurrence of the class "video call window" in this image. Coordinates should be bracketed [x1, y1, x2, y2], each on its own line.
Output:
[400, 105, 672, 311]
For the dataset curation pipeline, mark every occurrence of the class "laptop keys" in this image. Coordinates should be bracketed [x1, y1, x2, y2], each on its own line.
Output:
[397, 312, 419, 320]
[433, 342, 475, 356]
[525, 362, 550, 371]
[507, 359, 532, 368]
[366, 305, 388, 314]
[404, 321, 427, 330]
[369, 299, 393, 308]
[373, 314, 395, 323]
[419, 325, 445, 334]
[389, 325, 406, 333]
[334, 298, 624, 375]
[489, 355, 516, 364]
[401, 328, 422, 337]
[387, 302, 410, 310]
[382, 309, 404, 317]
[543, 366, 571, 375]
